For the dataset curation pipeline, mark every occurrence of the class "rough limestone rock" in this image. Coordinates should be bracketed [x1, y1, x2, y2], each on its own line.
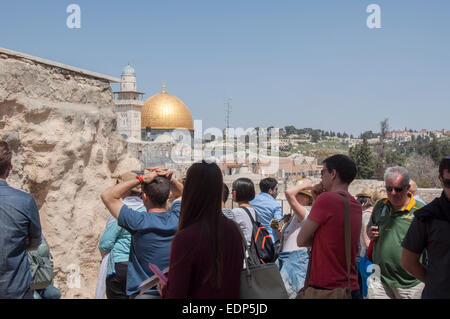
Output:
[0, 53, 142, 298]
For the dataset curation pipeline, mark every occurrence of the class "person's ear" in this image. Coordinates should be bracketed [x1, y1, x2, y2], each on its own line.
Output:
[331, 169, 337, 180]
[5, 162, 13, 177]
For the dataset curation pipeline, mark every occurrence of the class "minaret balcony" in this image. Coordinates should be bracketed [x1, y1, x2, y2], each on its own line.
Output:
[114, 99, 144, 106]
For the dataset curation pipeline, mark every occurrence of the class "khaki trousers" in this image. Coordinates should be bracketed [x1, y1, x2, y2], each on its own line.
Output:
[367, 279, 424, 299]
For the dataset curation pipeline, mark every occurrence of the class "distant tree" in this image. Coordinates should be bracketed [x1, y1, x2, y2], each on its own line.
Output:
[284, 125, 296, 136]
[360, 130, 376, 140]
[380, 118, 389, 142]
[337, 132, 342, 138]
[343, 132, 349, 138]
[405, 153, 440, 188]
[349, 138, 375, 179]
[310, 130, 320, 143]
[429, 137, 441, 164]
[377, 118, 390, 170]
[442, 139, 450, 158]
[385, 151, 406, 166]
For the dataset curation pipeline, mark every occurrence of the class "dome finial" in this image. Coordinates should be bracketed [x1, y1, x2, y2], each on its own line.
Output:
[162, 81, 166, 93]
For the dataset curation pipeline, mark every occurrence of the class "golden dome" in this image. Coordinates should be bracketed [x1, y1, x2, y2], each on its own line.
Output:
[141, 83, 194, 131]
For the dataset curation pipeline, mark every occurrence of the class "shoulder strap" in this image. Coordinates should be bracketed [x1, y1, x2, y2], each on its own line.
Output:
[232, 219, 251, 270]
[241, 206, 257, 224]
[338, 192, 352, 291]
[302, 248, 312, 289]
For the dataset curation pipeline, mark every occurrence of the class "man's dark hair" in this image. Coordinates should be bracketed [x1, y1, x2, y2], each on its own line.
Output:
[222, 183, 229, 203]
[142, 176, 171, 207]
[439, 156, 450, 177]
[259, 177, 278, 193]
[232, 178, 255, 202]
[322, 154, 357, 185]
[0, 141, 12, 177]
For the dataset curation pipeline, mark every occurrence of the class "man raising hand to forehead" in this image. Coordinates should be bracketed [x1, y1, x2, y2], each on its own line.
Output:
[101, 167, 183, 299]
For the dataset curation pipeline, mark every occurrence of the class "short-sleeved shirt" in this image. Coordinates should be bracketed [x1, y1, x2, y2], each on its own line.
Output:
[223, 206, 257, 248]
[281, 209, 310, 253]
[250, 193, 283, 242]
[307, 192, 362, 291]
[401, 195, 450, 298]
[0, 180, 42, 298]
[368, 195, 424, 288]
[118, 200, 180, 296]
[359, 209, 373, 258]
[98, 197, 147, 276]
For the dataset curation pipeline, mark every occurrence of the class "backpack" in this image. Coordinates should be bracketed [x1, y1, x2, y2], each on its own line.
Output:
[241, 206, 276, 266]
[28, 236, 54, 290]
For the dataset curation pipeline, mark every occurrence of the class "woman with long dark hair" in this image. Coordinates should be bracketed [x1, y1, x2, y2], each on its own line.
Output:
[159, 161, 244, 298]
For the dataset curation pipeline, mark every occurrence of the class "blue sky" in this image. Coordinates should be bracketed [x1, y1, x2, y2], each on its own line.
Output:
[1, 0, 449, 136]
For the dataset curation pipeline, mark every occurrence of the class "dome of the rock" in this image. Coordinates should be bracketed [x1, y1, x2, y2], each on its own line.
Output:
[141, 83, 194, 131]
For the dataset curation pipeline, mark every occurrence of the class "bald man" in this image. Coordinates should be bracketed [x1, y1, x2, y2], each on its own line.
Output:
[410, 180, 426, 205]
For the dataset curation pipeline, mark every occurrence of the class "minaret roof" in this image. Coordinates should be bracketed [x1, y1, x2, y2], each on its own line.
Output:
[122, 64, 136, 76]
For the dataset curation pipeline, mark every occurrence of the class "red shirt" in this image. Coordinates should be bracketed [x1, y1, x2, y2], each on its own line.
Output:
[162, 215, 244, 299]
[308, 191, 362, 291]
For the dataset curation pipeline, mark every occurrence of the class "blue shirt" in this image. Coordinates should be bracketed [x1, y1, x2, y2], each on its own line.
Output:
[0, 180, 42, 298]
[250, 192, 283, 242]
[414, 195, 427, 205]
[98, 197, 146, 277]
[118, 200, 181, 296]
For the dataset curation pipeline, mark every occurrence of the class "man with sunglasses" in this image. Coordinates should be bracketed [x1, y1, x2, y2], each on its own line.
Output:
[401, 156, 450, 298]
[366, 166, 425, 299]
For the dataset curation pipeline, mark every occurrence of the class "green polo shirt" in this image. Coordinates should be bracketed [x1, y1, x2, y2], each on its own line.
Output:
[369, 195, 425, 288]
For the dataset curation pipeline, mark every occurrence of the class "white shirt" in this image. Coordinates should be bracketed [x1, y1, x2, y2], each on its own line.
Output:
[281, 208, 310, 253]
[223, 206, 257, 248]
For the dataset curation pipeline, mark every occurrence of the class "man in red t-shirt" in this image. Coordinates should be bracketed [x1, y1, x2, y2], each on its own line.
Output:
[297, 154, 362, 299]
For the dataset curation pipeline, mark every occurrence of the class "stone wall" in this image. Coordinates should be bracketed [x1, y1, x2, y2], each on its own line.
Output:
[0, 52, 142, 298]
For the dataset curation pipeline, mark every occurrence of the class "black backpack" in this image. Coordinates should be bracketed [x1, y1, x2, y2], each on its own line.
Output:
[241, 206, 276, 266]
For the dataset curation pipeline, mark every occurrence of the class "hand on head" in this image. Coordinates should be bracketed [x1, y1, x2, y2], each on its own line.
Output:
[143, 167, 174, 182]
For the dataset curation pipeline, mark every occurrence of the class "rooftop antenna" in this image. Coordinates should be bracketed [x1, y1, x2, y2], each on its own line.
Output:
[225, 97, 232, 139]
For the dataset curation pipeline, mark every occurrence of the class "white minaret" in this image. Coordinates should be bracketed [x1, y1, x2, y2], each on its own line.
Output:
[114, 65, 144, 140]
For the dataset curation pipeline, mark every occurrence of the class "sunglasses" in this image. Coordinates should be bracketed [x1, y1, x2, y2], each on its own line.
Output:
[442, 178, 450, 188]
[320, 169, 330, 177]
[386, 186, 405, 193]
